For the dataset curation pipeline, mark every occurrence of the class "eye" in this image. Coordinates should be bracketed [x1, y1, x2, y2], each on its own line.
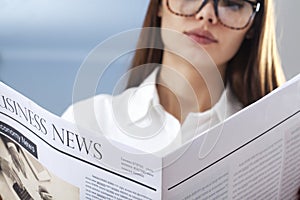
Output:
[219, 0, 245, 11]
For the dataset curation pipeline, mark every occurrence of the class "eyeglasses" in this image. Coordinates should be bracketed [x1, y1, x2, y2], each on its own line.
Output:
[166, 0, 261, 30]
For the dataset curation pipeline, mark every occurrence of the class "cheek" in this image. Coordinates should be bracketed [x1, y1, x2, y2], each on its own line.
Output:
[160, 14, 185, 50]
[160, 9, 182, 31]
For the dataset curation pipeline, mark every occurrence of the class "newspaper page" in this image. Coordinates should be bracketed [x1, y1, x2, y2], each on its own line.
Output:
[0, 82, 162, 200]
[1, 73, 300, 200]
[161, 74, 300, 199]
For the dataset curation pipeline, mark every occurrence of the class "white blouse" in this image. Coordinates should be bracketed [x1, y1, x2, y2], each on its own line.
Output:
[62, 68, 243, 156]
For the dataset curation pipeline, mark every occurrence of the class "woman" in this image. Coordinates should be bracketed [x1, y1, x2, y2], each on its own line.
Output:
[63, 0, 285, 155]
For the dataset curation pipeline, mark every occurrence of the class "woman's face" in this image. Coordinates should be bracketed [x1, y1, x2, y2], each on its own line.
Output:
[158, 0, 253, 68]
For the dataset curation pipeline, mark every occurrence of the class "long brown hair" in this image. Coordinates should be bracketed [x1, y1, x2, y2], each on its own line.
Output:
[127, 0, 285, 107]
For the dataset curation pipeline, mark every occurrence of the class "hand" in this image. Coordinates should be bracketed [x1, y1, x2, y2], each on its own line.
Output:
[7, 143, 27, 178]
[0, 157, 23, 187]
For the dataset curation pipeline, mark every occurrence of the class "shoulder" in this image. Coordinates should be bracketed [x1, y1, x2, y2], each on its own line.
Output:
[61, 67, 160, 132]
[61, 94, 108, 129]
[61, 88, 137, 131]
[62, 94, 108, 120]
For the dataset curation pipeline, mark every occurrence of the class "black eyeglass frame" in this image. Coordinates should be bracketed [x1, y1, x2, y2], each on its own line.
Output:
[166, 0, 261, 30]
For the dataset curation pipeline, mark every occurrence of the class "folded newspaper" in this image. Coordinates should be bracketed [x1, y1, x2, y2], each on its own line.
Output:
[0, 73, 300, 200]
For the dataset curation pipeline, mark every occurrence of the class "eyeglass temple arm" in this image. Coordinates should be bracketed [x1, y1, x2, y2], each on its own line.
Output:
[196, 0, 260, 14]
[244, 0, 261, 12]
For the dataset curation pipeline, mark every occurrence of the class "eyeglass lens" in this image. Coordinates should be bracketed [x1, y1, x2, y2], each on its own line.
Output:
[168, 0, 256, 29]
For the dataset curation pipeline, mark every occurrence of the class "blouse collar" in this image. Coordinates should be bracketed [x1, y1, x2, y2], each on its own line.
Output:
[126, 67, 242, 130]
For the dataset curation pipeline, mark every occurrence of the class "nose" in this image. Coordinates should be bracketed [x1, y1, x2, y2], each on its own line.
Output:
[194, 1, 218, 24]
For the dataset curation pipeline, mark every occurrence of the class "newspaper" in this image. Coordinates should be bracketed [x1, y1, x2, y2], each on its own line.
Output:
[0, 73, 300, 199]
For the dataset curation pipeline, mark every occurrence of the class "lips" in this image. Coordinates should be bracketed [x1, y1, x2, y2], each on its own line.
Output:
[184, 29, 218, 45]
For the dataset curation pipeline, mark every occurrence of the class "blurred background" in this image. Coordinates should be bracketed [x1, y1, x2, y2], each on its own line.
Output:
[0, 0, 299, 116]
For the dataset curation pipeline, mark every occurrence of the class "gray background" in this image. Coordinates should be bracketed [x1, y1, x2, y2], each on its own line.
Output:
[0, 0, 299, 116]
